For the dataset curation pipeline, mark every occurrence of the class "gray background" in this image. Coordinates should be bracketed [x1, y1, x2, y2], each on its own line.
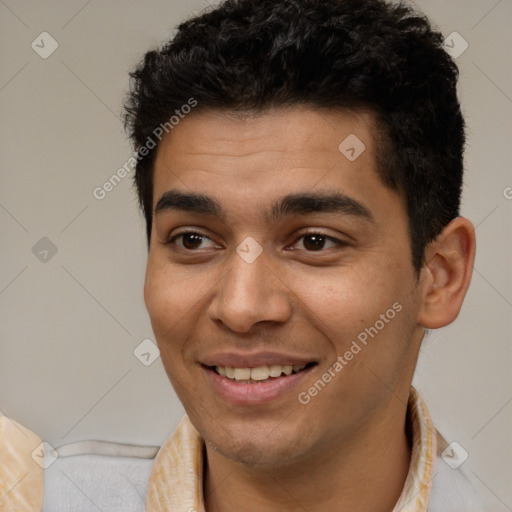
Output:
[1, 0, 511, 508]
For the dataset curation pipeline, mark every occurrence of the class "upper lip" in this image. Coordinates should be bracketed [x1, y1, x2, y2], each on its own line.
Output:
[201, 351, 317, 368]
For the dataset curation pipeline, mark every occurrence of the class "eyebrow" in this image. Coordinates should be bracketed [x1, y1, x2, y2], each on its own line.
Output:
[155, 189, 223, 218]
[154, 189, 374, 223]
[270, 192, 374, 223]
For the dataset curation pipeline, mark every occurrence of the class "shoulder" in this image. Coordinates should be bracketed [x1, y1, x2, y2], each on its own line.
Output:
[0, 415, 44, 510]
[428, 432, 487, 512]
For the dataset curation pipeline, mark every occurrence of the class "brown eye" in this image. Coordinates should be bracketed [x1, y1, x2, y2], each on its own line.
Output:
[302, 234, 327, 251]
[181, 233, 204, 250]
[167, 231, 215, 250]
[289, 232, 346, 253]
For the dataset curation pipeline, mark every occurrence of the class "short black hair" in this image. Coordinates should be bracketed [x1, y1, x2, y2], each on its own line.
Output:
[124, 0, 465, 271]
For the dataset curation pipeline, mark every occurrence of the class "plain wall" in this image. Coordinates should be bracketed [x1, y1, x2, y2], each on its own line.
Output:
[1, 0, 510, 508]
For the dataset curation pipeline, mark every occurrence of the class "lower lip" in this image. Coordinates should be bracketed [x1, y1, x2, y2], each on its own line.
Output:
[203, 365, 316, 405]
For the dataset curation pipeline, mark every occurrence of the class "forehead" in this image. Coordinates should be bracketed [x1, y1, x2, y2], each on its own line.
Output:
[151, 107, 398, 219]
[154, 106, 375, 167]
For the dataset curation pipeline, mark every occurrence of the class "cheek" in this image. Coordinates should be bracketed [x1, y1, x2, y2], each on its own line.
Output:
[143, 256, 203, 341]
[293, 265, 390, 328]
[289, 260, 413, 361]
[143, 259, 206, 390]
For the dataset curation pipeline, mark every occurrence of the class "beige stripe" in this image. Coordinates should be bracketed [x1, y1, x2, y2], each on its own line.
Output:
[0, 417, 44, 512]
[392, 387, 436, 512]
[146, 416, 205, 512]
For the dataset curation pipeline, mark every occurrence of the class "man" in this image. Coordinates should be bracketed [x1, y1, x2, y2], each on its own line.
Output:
[0, 0, 484, 510]
[122, 0, 483, 510]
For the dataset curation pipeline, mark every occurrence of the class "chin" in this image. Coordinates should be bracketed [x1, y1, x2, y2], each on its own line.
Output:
[214, 440, 301, 468]
[204, 420, 315, 468]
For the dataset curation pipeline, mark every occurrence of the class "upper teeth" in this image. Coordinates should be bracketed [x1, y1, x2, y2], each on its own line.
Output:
[216, 364, 307, 381]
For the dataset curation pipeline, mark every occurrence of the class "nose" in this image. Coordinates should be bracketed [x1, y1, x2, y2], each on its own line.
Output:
[207, 247, 293, 334]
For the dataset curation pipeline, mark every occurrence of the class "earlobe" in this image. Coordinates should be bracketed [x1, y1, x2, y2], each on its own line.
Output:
[417, 217, 476, 329]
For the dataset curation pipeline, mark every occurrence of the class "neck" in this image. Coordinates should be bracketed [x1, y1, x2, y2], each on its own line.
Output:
[204, 393, 412, 512]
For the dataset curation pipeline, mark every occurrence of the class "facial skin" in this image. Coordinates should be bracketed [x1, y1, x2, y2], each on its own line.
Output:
[145, 107, 475, 512]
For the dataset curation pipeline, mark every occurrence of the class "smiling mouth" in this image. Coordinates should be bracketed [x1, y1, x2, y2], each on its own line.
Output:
[210, 362, 317, 383]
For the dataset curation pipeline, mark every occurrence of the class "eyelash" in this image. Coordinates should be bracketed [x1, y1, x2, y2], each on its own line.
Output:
[166, 229, 347, 252]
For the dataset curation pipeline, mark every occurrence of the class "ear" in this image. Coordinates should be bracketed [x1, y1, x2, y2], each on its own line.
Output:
[417, 217, 476, 329]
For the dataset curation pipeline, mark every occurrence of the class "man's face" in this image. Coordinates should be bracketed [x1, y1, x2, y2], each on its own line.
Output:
[145, 107, 425, 467]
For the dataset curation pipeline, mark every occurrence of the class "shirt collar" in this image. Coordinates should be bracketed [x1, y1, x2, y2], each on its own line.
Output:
[392, 387, 437, 512]
[146, 387, 436, 512]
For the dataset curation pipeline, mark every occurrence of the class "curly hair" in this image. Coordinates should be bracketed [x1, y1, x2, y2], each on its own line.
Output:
[124, 0, 465, 271]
